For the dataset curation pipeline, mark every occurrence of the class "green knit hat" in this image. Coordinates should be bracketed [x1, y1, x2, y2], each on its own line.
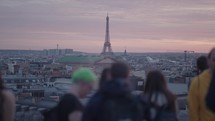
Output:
[72, 68, 97, 83]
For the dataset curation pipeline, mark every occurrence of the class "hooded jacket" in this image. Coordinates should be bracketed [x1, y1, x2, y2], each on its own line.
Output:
[188, 69, 215, 121]
[81, 78, 135, 121]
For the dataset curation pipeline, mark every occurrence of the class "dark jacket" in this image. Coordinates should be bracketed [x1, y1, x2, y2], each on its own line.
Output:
[81, 78, 138, 121]
[206, 70, 215, 112]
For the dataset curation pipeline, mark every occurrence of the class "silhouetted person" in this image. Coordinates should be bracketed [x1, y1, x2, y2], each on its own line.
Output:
[88, 68, 111, 100]
[82, 61, 143, 121]
[188, 56, 209, 89]
[197, 56, 209, 73]
[141, 70, 177, 121]
[99, 68, 111, 90]
[0, 72, 16, 121]
[44, 68, 97, 121]
[188, 48, 215, 121]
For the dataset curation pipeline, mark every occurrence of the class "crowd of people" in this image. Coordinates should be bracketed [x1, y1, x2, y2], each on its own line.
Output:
[0, 47, 215, 121]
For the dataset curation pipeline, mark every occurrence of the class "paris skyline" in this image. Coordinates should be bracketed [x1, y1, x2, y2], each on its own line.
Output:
[0, 0, 215, 53]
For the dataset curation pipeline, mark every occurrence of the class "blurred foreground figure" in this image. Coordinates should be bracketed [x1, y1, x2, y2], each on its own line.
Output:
[43, 68, 96, 121]
[141, 70, 178, 121]
[82, 68, 111, 111]
[188, 48, 215, 121]
[82, 62, 143, 121]
[206, 51, 215, 112]
[98, 68, 111, 91]
[0, 73, 16, 121]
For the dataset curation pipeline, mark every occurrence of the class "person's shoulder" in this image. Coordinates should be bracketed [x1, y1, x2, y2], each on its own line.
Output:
[89, 92, 104, 102]
[191, 76, 198, 82]
[62, 93, 77, 99]
[191, 70, 211, 84]
[86, 92, 104, 107]
[199, 69, 211, 78]
[189, 75, 202, 92]
[58, 93, 83, 110]
[190, 76, 199, 86]
[61, 93, 79, 102]
[2, 90, 15, 102]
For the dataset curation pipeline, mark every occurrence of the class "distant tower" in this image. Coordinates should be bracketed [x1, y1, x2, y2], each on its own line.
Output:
[124, 49, 127, 56]
[184, 50, 187, 62]
[56, 44, 59, 56]
[101, 14, 113, 56]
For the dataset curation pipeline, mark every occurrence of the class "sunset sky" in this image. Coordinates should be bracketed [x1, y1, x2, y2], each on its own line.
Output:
[0, 0, 215, 53]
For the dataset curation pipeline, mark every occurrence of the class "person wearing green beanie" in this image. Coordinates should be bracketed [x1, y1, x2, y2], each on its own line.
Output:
[44, 68, 97, 121]
[72, 67, 97, 84]
[71, 67, 97, 98]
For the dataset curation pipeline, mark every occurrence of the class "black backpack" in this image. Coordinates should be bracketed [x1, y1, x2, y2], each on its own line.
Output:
[98, 95, 143, 121]
[144, 102, 178, 121]
[141, 95, 178, 121]
[43, 107, 59, 121]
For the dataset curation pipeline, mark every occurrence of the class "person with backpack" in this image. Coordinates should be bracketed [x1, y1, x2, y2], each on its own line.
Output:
[43, 68, 97, 121]
[0, 72, 16, 121]
[188, 48, 215, 121]
[81, 61, 143, 121]
[141, 70, 178, 121]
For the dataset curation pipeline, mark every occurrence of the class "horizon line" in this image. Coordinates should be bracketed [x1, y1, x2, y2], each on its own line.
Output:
[0, 49, 207, 54]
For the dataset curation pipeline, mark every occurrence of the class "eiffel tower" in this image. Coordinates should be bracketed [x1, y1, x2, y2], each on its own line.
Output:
[101, 14, 113, 56]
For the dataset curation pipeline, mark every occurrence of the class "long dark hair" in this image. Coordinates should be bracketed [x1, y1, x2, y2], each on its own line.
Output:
[99, 68, 111, 90]
[0, 72, 5, 121]
[144, 70, 176, 110]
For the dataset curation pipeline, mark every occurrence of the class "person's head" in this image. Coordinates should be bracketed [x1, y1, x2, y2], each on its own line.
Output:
[145, 70, 176, 109]
[72, 68, 97, 98]
[99, 68, 111, 89]
[111, 61, 129, 79]
[145, 70, 167, 93]
[208, 48, 215, 71]
[197, 56, 208, 73]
